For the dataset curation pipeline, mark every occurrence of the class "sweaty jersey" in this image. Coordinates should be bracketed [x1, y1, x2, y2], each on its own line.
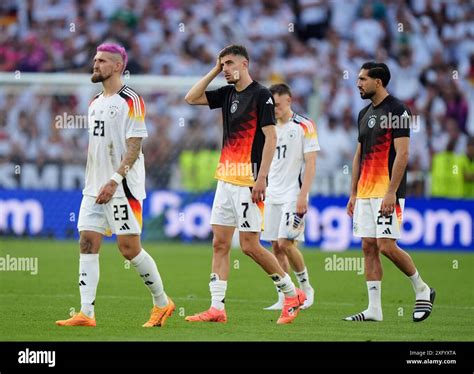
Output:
[266, 112, 320, 204]
[357, 95, 410, 199]
[205, 81, 275, 187]
[83, 85, 148, 200]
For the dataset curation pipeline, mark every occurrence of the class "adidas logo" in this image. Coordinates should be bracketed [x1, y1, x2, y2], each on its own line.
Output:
[369, 286, 378, 290]
[241, 221, 250, 228]
[381, 227, 392, 235]
[287, 306, 298, 316]
[265, 97, 273, 105]
[119, 223, 130, 231]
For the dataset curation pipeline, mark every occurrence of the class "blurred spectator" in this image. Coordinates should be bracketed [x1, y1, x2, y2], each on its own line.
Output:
[460, 136, 474, 198]
[0, 0, 472, 196]
[431, 139, 464, 198]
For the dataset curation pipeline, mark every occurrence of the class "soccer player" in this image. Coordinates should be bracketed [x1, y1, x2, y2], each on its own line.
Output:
[56, 43, 174, 327]
[184, 45, 306, 324]
[345, 62, 435, 322]
[261, 83, 319, 311]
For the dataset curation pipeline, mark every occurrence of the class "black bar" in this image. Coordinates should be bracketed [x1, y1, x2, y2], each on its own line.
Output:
[0, 341, 472, 371]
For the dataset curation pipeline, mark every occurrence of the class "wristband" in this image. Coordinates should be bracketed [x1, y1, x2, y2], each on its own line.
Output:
[110, 172, 123, 184]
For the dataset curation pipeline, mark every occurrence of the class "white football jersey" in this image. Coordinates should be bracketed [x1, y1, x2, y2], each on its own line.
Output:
[83, 85, 148, 200]
[266, 112, 320, 204]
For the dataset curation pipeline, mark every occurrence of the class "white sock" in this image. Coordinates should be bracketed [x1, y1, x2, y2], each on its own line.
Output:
[79, 253, 99, 318]
[131, 249, 168, 308]
[209, 273, 227, 310]
[367, 281, 382, 312]
[294, 267, 312, 290]
[276, 286, 284, 301]
[271, 273, 297, 297]
[409, 270, 429, 297]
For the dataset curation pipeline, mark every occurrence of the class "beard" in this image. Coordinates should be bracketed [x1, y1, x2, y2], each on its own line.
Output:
[226, 70, 240, 85]
[91, 72, 111, 83]
[360, 90, 376, 99]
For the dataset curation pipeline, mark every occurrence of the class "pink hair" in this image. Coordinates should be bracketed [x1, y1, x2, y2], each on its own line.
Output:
[97, 43, 128, 73]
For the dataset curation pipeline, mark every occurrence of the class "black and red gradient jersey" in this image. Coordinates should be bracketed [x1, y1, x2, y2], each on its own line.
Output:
[357, 95, 411, 199]
[206, 81, 275, 187]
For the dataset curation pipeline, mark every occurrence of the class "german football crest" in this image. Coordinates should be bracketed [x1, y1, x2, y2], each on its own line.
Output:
[368, 115, 377, 128]
[230, 100, 239, 114]
[108, 105, 119, 118]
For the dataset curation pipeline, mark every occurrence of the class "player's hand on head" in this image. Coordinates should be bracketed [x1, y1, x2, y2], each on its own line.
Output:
[95, 180, 118, 204]
[252, 177, 266, 203]
[215, 55, 223, 72]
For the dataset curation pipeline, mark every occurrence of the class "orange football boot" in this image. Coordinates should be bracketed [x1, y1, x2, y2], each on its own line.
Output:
[56, 312, 96, 327]
[142, 297, 176, 327]
[185, 307, 227, 323]
[277, 288, 306, 324]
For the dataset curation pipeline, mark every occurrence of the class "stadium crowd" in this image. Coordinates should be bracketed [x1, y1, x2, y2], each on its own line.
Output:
[0, 0, 473, 197]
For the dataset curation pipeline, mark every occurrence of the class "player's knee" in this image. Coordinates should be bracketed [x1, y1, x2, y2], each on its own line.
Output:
[240, 236, 257, 257]
[277, 239, 292, 255]
[79, 235, 97, 254]
[272, 242, 284, 256]
[362, 239, 378, 257]
[377, 240, 396, 258]
[212, 237, 230, 254]
[117, 241, 139, 260]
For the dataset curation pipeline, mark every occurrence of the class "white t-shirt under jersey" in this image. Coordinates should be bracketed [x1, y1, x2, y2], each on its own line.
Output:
[266, 112, 320, 204]
[83, 85, 148, 200]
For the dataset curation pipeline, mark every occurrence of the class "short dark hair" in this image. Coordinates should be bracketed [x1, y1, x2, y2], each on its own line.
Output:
[361, 62, 391, 87]
[219, 45, 250, 62]
[269, 83, 292, 97]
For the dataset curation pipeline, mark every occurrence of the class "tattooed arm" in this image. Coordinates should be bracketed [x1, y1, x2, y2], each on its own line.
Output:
[117, 137, 142, 177]
[96, 137, 142, 204]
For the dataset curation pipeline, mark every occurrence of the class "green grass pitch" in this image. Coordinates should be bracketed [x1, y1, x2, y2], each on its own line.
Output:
[0, 239, 473, 341]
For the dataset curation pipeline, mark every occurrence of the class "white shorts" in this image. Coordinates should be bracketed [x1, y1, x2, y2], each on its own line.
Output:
[210, 180, 263, 232]
[353, 198, 405, 239]
[77, 195, 143, 236]
[261, 200, 304, 242]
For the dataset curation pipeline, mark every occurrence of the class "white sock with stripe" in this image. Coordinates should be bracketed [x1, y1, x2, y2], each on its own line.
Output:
[271, 273, 297, 297]
[209, 273, 227, 310]
[79, 253, 99, 318]
[409, 270, 429, 299]
[345, 281, 383, 321]
[131, 249, 168, 308]
[409, 270, 431, 320]
[367, 281, 382, 311]
[294, 267, 312, 291]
